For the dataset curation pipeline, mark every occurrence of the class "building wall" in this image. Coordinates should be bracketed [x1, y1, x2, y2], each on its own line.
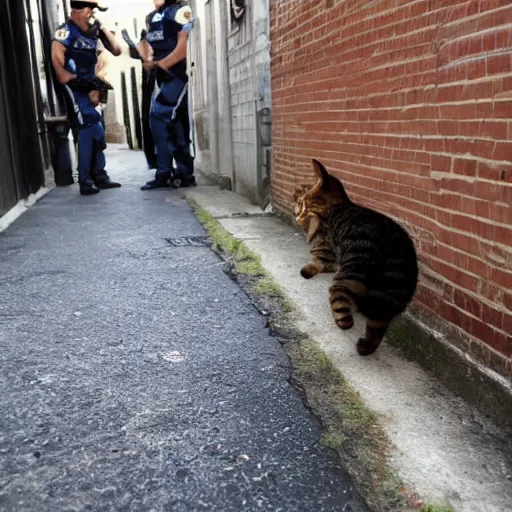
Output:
[229, 6, 258, 200]
[270, 0, 512, 377]
[188, 0, 233, 183]
[228, 0, 272, 205]
[188, 0, 271, 206]
[189, 0, 213, 175]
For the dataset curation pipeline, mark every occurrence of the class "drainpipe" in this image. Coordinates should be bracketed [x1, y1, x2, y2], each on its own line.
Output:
[213, 0, 234, 188]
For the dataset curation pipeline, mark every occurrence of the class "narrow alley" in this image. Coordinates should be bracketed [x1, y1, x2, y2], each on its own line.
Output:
[0, 148, 366, 512]
[1, 1, 511, 511]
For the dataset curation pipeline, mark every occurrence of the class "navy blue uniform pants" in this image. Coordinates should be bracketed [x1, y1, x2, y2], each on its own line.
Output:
[151, 77, 194, 183]
[66, 88, 109, 187]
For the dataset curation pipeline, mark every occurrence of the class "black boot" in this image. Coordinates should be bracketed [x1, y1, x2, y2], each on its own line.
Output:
[80, 183, 100, 195]
[96, 177, 122, 189]
[179, 176, 196, 188]
[140, 178, 170, 190]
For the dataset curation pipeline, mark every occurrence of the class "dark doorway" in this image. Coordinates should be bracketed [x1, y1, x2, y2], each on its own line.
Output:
[0, 0, 49, 216]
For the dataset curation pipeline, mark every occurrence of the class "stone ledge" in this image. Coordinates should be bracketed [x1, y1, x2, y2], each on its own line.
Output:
[195, 167, 232, 191]
[388, 308, 512, 431]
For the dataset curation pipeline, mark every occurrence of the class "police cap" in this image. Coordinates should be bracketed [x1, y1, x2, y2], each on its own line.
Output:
[70, 1, 108, 12]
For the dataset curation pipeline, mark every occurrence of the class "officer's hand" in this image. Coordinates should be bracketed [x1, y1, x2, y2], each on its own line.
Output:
[67, 78, 96, 92]
[67, 77, 113, 92]
[143, 60, 156, 72]
[92, 19, 104, 32]
[89, 90, 101, 106]
[62, 72, 78, 85]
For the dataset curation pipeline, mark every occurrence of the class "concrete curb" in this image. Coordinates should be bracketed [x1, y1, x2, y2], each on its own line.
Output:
[387, 311, 512, 431]
[195, 166, 232, 191]
[185, 185, 512, 512]
[0, 186, 52, 233]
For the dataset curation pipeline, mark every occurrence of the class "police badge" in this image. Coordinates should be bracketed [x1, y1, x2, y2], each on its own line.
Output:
[55, 28, 70, 41]
[175, 6, 192, 26]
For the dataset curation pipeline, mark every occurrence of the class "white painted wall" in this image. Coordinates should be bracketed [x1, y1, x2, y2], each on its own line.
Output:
[189, 0, 271, 205]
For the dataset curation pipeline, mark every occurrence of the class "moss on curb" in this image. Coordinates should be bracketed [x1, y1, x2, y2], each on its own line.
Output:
[188, 198, 452, 512]
[286, 339, 405, 511]
[190, 201, 293, 309]
[420, 506, 454, 512]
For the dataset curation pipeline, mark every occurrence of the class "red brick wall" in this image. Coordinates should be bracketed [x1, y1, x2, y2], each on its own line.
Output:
[270, 0, 512, 375]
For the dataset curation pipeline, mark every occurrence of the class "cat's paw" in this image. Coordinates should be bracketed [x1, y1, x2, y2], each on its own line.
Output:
[300, 263, 320, 279]
[356, 338, 378, 356]
[335, 317, 354, 330]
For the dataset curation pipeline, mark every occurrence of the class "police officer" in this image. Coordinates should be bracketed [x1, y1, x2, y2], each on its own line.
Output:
[140, 0, 195, 190]
[51, 1, 122, 195]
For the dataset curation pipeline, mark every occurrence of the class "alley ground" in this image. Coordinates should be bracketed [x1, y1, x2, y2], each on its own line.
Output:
[0, 147, 367, 511]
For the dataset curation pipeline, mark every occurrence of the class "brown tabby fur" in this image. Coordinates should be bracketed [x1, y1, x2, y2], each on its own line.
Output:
[295, 159, 418, 356]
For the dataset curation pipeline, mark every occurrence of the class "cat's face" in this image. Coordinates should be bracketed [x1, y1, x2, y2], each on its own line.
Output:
[295, 187, 323, 228]
[294, 160, 349, 228]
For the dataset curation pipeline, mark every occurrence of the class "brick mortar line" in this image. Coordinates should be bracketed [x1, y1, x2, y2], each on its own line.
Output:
[291, 150, 509, 186]
[289, 122, 510, 140]
[274, 139, 511, 161]
[419, 278, 510, 328]
[273, 139, 512, 170]
[440, 49, 512, 70]
[442, 3, 512, 30]
[416, 287, 510, 338]
[271, 68, 436, 87]
[276, 2, 511, 38]
[346, 186, 512, 230]
[271, 183, 512, 256]
[439, 22, 512, 45]
[278, 102, 496, 111]
[275, 143, 512, 169]
[271, 69, 512, 91]
[420, 253, 510, 295]
[272, 155, 432, 176]
[276, 99, 510, 110]
[275, 1, 461, 47]
[272, 174, 512, 245]
[412, 301, 512, 365]
[435, 240, 512, 276]
[272, 76, 512, 101]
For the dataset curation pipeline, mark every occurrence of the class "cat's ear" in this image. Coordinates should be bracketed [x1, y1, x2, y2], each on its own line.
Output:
[312, 159, 330, 184]
[311, 159, 351, 202]
[329, 177, 351, 203]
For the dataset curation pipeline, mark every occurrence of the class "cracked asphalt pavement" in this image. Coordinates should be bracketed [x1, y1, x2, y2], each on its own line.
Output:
[0, 148, 367, 512]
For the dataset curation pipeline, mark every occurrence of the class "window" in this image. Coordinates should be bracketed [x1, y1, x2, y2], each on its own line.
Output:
[229, 0, 250, 44]
[230, 0, 246, 26]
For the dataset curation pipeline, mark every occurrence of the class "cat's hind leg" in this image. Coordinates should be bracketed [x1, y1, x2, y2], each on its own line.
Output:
[357, 318, 391, 355]
[328, 278, 365, 330]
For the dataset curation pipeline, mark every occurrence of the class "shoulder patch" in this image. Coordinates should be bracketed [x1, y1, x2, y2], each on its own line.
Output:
[55, 27, 70, 41]
[152, 12, 163, 23]
[175, 6, 192, 25]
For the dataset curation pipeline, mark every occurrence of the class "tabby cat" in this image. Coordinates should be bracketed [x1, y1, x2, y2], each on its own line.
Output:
[295, 159, 418, 356]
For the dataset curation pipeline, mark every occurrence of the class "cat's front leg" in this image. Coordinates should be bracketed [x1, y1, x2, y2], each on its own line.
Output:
[301, 260, 322, 279]
[301, 258, 336, 279]
[300, 214, 336, 278]
[301, 241, 337, 279]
